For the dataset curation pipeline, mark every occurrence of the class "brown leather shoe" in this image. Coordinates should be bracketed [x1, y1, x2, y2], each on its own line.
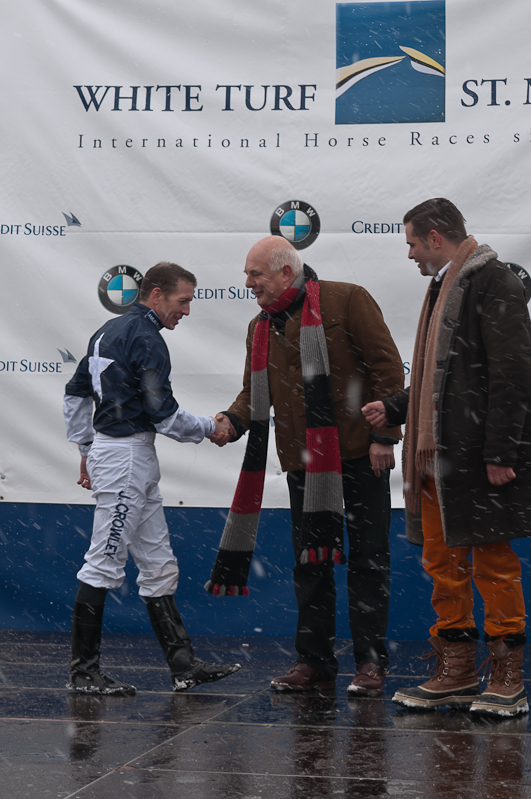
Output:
[270, 662, 335, 692]
[347, 662, 387, 697]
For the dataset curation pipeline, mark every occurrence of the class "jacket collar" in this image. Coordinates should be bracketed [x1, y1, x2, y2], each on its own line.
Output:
[132, 302, 164, 330]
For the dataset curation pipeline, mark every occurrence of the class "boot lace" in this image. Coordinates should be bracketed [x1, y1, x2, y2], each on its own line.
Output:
[477, 651, 514, 688]
[420, 646, 448, 680]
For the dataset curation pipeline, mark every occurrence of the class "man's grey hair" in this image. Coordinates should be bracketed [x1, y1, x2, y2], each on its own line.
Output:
[269, 246, 303, 276]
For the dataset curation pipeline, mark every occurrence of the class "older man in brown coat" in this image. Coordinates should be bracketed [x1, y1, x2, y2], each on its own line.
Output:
[211, 236, 404, 694]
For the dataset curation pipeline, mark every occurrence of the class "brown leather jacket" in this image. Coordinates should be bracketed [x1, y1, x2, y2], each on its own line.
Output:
[227, 280, 404, 472]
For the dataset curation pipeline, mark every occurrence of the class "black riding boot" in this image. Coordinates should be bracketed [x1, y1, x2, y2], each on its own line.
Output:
[144, 595, 241, 691]
[67, 582, 136, 696]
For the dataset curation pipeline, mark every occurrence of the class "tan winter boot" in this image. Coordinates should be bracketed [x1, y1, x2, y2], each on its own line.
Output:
[392, 635, 480, 709]
[470, 639, 529, 716]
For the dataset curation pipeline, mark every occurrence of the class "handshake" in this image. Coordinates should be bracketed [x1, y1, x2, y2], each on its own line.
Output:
[208, 413, 237, 447]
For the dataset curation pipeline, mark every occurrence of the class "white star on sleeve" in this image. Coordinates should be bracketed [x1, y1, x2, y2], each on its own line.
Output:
[88, 334, 115, 401]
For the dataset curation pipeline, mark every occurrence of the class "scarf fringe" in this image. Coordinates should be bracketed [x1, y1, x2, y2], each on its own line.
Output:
[415, 449, 436, 476]
[204, 580, 250, 597]
[300, 547, 347, 566]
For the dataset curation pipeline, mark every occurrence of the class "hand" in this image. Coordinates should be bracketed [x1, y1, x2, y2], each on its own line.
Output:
[369, 443, 395, 477]
[486, 463, 516, 486]
[362, 401, 389, 428]
[208, 413, 237, 447]
[77, 457, 92, 490]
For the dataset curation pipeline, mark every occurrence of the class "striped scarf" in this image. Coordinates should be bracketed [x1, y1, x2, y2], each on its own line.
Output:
[205, 264, 345, 597]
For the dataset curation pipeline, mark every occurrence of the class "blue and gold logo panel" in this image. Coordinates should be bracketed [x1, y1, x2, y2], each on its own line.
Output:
[336, 1, 445, 125]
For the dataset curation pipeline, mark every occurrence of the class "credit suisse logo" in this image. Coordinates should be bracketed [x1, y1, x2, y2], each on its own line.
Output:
[0, 211, 81, 237]
[0, 348, 77, 374]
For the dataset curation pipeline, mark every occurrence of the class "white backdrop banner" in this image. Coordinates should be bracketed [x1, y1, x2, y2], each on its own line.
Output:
[1, 0, 530, 508]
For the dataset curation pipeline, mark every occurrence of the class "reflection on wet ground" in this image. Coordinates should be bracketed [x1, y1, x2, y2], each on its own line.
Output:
[0, 631, 530, 798]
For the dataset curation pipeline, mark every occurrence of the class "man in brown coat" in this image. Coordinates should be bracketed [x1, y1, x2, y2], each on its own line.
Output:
[363, 198, 531, 716]
[214, 236, 404, 694]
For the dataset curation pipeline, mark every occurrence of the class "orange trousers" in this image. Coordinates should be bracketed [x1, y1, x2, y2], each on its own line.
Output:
[421, 476, 525, 639]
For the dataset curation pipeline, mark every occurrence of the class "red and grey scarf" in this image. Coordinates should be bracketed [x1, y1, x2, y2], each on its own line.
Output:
[205, 264, 345, 597]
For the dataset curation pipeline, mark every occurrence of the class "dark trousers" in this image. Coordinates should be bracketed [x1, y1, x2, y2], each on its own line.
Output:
[287, 455, 391, 679]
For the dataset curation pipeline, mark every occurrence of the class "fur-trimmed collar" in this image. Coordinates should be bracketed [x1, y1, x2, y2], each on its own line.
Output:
[457, 242, 498, 279]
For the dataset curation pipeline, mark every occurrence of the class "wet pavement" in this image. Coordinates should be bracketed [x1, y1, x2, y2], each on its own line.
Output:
[1, 631, 530, 798]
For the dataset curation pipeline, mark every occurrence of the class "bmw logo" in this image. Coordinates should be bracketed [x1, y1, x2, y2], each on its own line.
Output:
[506, 263, 531, 303]
[270, 200, 321, 250]
[98, 265, 143, 315]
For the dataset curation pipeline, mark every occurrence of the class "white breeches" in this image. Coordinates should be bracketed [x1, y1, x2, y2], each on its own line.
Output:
[77, 431, 179, 598]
